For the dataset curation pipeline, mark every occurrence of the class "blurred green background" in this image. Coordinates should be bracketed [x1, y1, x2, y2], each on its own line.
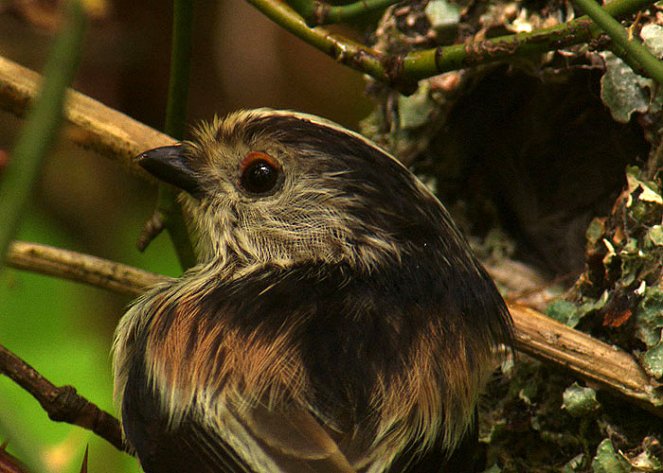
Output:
[0, 1, 371, 471]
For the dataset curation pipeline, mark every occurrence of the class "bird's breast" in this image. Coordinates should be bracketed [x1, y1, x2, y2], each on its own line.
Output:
[116, 261, 493, 471]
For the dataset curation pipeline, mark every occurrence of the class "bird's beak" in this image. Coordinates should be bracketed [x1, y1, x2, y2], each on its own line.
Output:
[136, 145, 203, 198]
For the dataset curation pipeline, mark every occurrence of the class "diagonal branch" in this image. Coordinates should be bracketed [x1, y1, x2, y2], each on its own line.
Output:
[0, 55, 175, 179]
[0, 343, 126, 452]
[510, 304, 663, 417]
[0, 446, 30, 473]
[5, 241, 663, 418]
[247, 0, 657, 90]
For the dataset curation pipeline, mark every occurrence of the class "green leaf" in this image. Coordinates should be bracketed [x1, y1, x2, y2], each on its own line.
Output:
[646, 225, 663, 247]
[562, 382, 600, 417]
[626, 172, 663, 206]
[586, 218, 606, 246]
[641, 339, 663, 379]
[563, 454, 586, 472]
[635, 287, 663, 348]
[639, 23, 663, 113]
[398, 82, 436, 129]
[641, 24, 663, 58]
[599, 52, 651, 123]
[425, 0, 461, 28]
[546, 300, 582, 328]
[591, 438, 630, 473]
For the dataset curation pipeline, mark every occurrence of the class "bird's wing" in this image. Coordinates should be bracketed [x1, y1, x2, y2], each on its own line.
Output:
[200, 400, 357, 473]
[124, 385, 356, 473]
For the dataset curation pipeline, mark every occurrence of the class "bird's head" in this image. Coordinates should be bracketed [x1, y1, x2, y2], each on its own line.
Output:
[138, 109, 462, 273]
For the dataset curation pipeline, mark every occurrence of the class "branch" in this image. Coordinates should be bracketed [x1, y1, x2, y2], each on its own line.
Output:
[573, 0, 663, 85]
[247, 0, 657, 90]
[5, 241, 663, 417]
[0, 446, 30, 473]
[403, 0, 655, 80]
[245, 0, 392, 85]
[6, 241, 165, 296]
[0, 344, 125, 452]
[510, 304, 663, 417]
[289, 0, 400, 26]
[0, 55, 175, 179]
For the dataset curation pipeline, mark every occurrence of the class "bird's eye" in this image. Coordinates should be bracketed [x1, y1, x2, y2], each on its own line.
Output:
[239, 152, 282, 195]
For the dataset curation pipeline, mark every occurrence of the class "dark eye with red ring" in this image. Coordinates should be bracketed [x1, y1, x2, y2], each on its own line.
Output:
[239, 152, 283, 195]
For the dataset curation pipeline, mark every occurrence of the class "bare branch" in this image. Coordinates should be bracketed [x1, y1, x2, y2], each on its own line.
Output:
[6, 240, 663, 417]
[0, 55, 175, 178]
[0, 344, 126, 452]
[6, 241, 166, 297]
[0, 445, 30, 473]
[510, 304, 663, 416]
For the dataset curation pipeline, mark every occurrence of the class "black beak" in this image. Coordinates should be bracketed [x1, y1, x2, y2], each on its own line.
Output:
[136, 145, 203, 198]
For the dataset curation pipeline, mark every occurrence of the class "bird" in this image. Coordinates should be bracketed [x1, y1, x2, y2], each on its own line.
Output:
[112, 108, 513, 473]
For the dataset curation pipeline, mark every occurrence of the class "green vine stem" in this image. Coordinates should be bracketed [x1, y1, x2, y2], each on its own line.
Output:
[247, 0, 389, 81]
[289, 0, 400, 26]
[248, 0, 658, 91]
[405, 0, 657, 80]
[165, 0, 194, 141]
[141, 0, 197, 270]
[0, 0, 87, 268]
[573, 0, 663, 85]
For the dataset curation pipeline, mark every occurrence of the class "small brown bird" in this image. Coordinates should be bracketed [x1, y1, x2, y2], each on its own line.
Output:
[112, 109, 512, 473]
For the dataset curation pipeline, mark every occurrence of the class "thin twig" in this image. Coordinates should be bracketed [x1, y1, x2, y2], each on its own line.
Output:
[6, 241, 166, 296]
[0, 446, 30, 473]
[247, 0, 657, 89]
[5, 240, 663, 417]
[0, 344, 126, 452]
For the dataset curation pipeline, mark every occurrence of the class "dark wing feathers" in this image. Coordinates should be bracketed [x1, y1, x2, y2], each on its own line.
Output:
[234, 403, 356, 472]
[123, 359, 356, 472]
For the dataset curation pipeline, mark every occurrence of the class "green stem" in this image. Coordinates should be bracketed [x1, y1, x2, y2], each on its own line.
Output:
[249, 0, 657, 90]
[156, 187, 196, 268]
[290, 0, 400, 26]
[165, 0, 194, 140]
[0, 0, 87, 269]
[247, 0, 387, 80]
[573, 0, 663, 85]
[397, 0, 657, 79]
[161, 0, 197, 270]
